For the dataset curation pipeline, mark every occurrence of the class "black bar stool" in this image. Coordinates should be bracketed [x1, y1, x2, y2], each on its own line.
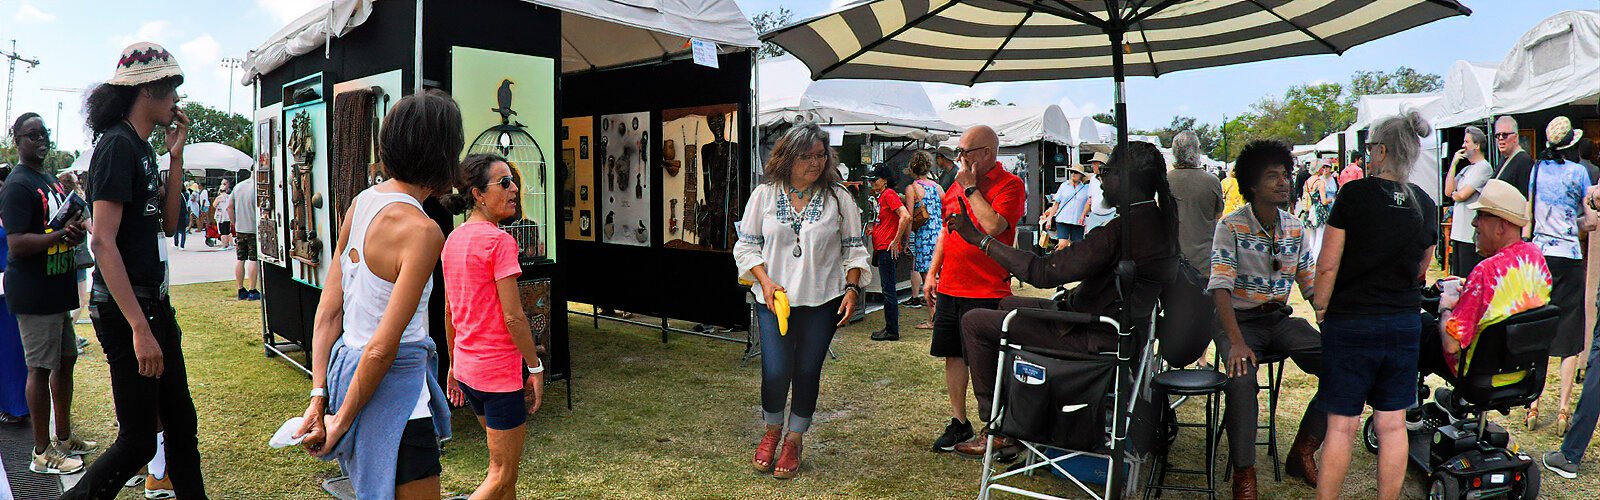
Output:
[1145, 367, 1228, 500]
[1216, 353, 1288, 482]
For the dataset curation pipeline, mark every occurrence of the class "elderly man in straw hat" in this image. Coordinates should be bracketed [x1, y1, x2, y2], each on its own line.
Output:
[62, 42, 209, 499]
[1420, 179, 1550, 406]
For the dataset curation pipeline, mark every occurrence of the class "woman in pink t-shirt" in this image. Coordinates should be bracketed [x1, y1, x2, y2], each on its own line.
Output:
[441, 153, 544, 499]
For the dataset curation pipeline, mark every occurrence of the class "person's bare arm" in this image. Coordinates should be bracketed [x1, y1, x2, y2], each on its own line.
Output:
[964, 190, 1009, 236]
[296, 205, 354, 446]
[496, 274, 545, 414]
[1580, 186, 1599, 232]
[923, 229, 946, 305]
[890, 205, 912, 255]
[1311, 227, 1347, 323]
[90, 201, 164, 377]
[160, 111, 191, 236]
[1419, 245, 1436, 282]
[1213, 291, 1256, 377]
[7, 224, 82, 257]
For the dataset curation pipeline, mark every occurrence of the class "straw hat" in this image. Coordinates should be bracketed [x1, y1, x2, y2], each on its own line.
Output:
[1064, 165, 1087, 176]
[107, 42, 184, 86]
[1545, 116, 1583, 150]
[1467, 179, 1529, 227]
[1089, 152, 1110, 165]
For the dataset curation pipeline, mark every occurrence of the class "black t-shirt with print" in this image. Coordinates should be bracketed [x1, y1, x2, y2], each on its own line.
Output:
[1325, 177, 1439, 316]
[87, 122, 167, 290]
[1, 166, 81, 314]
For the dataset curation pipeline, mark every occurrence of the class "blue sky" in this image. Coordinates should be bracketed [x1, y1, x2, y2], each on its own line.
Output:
[737, 0, 1597, 130]
[1, 0, 1592, 152]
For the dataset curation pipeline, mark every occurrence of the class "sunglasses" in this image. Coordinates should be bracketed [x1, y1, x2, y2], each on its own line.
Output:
[19, 129, 49, 142]
[1493, 132, 1516, 140]
[954, 146, 992, 158]
[484, 175, 514, 191]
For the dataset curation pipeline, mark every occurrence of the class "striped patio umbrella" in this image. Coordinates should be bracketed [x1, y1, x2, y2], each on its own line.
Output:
[765, 0, 1471, 144]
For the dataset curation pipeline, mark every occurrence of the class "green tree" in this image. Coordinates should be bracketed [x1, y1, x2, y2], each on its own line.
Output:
[1348, 66, 1444, 101]
[148, 101, 253, 155]
[1090, 109, 1116, 125]
[947, 98, 1012, 109]
[751, 7, 794, 59]
[0, 139, 79, 173]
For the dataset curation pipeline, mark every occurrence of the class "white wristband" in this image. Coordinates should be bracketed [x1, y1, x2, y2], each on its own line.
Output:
[309, 387, 326, 399]
[527, 363, 545, 375]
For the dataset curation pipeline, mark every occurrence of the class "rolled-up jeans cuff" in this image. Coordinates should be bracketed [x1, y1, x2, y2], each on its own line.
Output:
[787, 414, 813, 434]
[764, 411, 784, 427]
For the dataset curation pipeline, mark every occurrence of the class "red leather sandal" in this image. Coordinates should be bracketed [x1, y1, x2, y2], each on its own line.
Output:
[773, 438, 803, 479]
[752, 428, 782, 473]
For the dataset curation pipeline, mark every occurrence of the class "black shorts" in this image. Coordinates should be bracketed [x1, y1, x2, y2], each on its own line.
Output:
[459, 381, 527, 430]
[395, 417, 442, 485]
[930, 294, 1001, 358]
[219, 221, 232, 235]
[235, 232, 257, 261]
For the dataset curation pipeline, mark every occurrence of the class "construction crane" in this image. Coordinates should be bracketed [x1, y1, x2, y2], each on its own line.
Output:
[2, 39, 41, 125]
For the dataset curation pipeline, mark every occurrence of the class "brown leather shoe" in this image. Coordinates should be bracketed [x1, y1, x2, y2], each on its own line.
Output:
[1231, 466, 1258, 500]
[953, 429, 1019, 461]
[1284, 425, 1323, 487]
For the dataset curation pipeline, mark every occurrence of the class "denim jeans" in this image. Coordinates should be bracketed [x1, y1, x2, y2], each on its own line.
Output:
[874, 250, 898, 335]
[756, 295, 842, 433]
[1559, 320, 1600, 464]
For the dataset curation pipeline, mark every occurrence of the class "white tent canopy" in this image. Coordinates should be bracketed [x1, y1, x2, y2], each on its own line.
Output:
[1070, 116, 1115, 150]
[1420, 60, 1499, 129]
[936, 104, 1072, 148]
[242, 0, 761, 84]
[61, 142, 252, 175]
[1491, 10, 1600, 116]
[1351, 93, 1443, 132]
[157, 143, 254, 173]
[758, 54, 958, 141]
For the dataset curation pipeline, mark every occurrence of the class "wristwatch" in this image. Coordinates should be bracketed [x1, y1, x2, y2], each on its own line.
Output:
[964, 186, 979, 198]
[309, 387, 326, 399]
[527, 363, 545, 375]
[844, 283, 863, 297]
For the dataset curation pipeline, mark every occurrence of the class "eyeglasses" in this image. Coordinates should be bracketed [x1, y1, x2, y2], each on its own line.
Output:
[954, 146, 992, 158]
[19, 129, 49, 142]
[1493, 132, 1516, 140]
[796, 152, 828, 162]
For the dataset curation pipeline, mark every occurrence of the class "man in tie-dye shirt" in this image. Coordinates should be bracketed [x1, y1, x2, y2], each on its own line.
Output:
[1424, 180, 1551, 381]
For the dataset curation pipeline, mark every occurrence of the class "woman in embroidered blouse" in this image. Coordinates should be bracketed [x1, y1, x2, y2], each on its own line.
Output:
[734, 122, 869, 479]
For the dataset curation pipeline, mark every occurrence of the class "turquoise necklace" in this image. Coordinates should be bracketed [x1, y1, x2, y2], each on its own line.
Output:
[784, 184, 817, 257]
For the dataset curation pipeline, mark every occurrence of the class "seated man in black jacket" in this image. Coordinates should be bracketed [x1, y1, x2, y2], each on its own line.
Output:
[949, 141, 1178, 458]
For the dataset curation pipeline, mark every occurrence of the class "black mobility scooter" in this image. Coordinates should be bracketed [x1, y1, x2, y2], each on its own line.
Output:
[1361, 287, 1559, 500]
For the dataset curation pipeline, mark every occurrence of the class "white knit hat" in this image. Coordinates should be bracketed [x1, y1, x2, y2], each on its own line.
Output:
[107, 42, 184, 86]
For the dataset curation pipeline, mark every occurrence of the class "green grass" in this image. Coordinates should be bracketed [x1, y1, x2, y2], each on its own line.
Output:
[63, 279, 1600, 498]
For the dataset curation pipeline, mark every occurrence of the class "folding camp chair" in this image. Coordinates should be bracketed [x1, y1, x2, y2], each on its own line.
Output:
[977, 306, 1162, 500]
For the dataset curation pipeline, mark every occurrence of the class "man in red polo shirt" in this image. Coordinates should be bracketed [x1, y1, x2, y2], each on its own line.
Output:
[869, 164, 911, 342]
[922, 125, 1025, 452]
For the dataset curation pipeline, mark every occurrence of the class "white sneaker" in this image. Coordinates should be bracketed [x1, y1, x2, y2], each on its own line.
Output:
[29, 445, 84, 475]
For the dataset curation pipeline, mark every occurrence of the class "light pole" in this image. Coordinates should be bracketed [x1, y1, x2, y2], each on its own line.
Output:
[220, 57, 243, 116]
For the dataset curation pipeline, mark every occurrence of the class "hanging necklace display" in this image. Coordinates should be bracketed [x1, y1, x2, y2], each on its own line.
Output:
[467, 78, 549, 264]
[669, 199, 679, 234]
[683, 126, 700, 238]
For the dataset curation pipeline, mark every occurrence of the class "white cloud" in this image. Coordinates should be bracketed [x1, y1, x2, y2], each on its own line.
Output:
[15, 2, 55, 23]
[113, 21, 182, 49]
[180, 35, 222, 67]
[258, 0, 328, 25]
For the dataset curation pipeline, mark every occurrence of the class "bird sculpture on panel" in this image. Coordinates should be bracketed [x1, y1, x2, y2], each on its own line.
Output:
[491, 79, 522, 127]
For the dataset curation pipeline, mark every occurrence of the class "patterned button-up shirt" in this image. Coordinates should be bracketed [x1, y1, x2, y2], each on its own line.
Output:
[1207, 204, 1315, 309]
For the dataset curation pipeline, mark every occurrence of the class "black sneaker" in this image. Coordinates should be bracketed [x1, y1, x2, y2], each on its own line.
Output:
[247, 290, 262, 301]
[904, 297, 925, 309]
[933, 418, 974, 452]
[1544, 450, 1579, 479]
[870, 329, 899, 341]
[237, 288, 248, 300]
[1433, 387, 1463, 422]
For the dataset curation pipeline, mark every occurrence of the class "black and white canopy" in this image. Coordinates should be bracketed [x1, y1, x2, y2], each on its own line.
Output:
[765, 0, 1471, 85]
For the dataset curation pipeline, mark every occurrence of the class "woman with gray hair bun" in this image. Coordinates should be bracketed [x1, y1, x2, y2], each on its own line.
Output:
[734, 121, 869, 479]
[1166, 129, 1224, 274]
[1310, 110, 1439, 499]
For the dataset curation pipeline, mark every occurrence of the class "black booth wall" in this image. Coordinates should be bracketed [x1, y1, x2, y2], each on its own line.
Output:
[561, 52, 755, 328]
[257, 0, 573, 380]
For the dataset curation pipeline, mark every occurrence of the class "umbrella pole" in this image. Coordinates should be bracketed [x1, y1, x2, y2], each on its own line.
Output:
[1107, 22, 1135, 500]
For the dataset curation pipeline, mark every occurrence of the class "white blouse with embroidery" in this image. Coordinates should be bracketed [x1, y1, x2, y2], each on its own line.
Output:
[735, 183, 873, 307]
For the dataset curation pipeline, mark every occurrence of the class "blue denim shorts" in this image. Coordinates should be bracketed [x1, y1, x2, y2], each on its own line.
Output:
[1318, 312, 1421, 416]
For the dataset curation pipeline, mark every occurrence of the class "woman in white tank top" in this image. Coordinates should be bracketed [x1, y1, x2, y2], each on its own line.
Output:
[295, 91, 464, 499]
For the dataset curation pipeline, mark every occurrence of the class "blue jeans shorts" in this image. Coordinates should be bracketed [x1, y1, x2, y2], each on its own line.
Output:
[1318, 312, 1420, 416]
